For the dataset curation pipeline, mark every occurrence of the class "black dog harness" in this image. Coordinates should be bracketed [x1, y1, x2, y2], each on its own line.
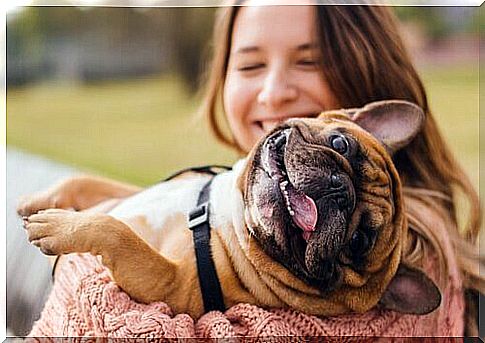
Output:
[168, 165, 231, 312]
[187, 176, 226, 312]
[52, 165, 231, 315]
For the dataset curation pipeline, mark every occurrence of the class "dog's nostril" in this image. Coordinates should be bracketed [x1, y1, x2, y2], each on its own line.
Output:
[330, 174, 342, 188]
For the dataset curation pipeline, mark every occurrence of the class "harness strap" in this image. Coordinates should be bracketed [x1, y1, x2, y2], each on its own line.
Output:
[163, 165, 232, 182]
[188, 177, 226, 313]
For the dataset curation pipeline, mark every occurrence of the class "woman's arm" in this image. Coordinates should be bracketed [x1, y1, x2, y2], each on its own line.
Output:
[17, 174, 142, 217]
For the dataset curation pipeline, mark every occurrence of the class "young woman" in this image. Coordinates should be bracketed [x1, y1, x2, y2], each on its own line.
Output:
[22, 3, 482, 337]
[199, 4, 483, 335]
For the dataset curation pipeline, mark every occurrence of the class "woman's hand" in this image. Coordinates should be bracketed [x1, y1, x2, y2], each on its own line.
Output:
[17, 177, 80, 217]
[17, 175, 142, 217]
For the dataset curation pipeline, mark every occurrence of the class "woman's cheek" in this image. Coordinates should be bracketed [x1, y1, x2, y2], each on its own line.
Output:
[224, 79, 253, 131]
[224, 72, 244, 111]
[223, 85, 243, 128]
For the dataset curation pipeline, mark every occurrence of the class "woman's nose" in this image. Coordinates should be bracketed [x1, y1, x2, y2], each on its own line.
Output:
[257, 67, 298, 110]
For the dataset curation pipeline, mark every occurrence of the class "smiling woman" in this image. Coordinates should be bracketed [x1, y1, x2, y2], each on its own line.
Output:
[223, 5, 338, 152]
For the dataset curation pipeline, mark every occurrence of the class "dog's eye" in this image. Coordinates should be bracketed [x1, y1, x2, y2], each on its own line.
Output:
[330, 135, 348, 154]
[349, 230, 369, 256]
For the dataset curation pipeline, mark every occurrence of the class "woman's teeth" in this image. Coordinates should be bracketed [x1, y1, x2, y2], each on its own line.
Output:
[261, 120, 281, 132]
[258, 113, 320, 132]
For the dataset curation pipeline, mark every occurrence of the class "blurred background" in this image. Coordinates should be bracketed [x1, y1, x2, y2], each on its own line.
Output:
[5, 3, 482, 336]
[7, 5, 238, 185]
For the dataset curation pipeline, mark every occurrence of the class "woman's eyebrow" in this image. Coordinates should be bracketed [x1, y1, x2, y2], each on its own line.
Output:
[234, 46, 260, 54]
[296, 43, 319, 51]
[233, 43, 317, 55]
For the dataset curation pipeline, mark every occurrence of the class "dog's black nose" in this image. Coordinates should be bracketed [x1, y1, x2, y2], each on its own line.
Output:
[330, 174, 343, 189]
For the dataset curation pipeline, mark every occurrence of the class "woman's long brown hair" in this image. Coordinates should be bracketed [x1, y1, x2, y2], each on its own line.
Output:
[199, 5, 483, 335]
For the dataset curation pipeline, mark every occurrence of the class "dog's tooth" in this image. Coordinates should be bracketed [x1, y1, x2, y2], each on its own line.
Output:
[263, 160, 270, 173]
[289, 209, 295, 216]
[281, 180, 288, 187]
[285, 196, 291, 208]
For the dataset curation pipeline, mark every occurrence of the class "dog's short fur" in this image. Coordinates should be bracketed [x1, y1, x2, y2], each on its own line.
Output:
[18, 100, 441, 319]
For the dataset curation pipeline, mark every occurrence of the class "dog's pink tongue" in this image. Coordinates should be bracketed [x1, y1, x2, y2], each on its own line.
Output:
[287, 185, 317, 236]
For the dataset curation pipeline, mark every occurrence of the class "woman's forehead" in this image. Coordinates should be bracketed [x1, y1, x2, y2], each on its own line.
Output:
[230, 5, 318, 52]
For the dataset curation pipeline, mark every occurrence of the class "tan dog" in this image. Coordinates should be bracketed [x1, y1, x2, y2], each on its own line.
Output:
[18, 100, 441, 319]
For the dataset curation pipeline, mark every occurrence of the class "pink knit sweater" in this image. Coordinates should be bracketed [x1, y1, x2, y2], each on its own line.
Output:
[29, 242, 464, 339]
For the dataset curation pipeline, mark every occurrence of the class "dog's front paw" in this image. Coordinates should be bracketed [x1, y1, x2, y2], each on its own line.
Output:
[23, 208, 98, 255]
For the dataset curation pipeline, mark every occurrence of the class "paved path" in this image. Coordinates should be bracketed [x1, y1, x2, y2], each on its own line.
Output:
[6, 148, 78, 336]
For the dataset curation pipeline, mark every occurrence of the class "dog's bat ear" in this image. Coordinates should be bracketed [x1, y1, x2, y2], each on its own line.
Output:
[351, 100, 425, 154]
[378, 264, 441, 315]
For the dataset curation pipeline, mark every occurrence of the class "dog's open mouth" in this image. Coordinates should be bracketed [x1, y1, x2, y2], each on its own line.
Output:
[261, 129, 318, 242]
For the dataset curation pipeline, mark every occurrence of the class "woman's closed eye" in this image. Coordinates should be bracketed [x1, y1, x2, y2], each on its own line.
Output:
[237, 63, 265, 72]
[296, 59, 319, 69]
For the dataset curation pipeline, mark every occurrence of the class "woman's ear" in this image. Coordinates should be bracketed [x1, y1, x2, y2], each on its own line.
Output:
[351, 100, 425, 154]
[378, 264, 441, 315]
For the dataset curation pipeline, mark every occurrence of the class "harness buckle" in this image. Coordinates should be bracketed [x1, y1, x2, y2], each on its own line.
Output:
[188, 202, 209, 230]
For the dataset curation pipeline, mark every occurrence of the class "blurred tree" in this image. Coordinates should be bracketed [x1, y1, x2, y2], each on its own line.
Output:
[164, 7, 216, 93]
[7, 8, 42, 57]
[394, 7, 451, 43]
[7, 6, 215, 91]
[394, 7, 476, 42]
[7, 8, 46, 85]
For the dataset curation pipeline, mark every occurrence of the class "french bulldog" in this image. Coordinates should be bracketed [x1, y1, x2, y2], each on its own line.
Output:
[18, 100, 441, 319]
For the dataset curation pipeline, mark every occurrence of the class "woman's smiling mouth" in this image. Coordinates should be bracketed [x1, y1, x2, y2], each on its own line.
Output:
[259, 119, 282, 133]
[255, 113, 321, 133]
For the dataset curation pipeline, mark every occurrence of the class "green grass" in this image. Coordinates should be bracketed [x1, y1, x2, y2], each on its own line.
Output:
[7, 66, 479, 188]
[7, 75, 238, 185]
